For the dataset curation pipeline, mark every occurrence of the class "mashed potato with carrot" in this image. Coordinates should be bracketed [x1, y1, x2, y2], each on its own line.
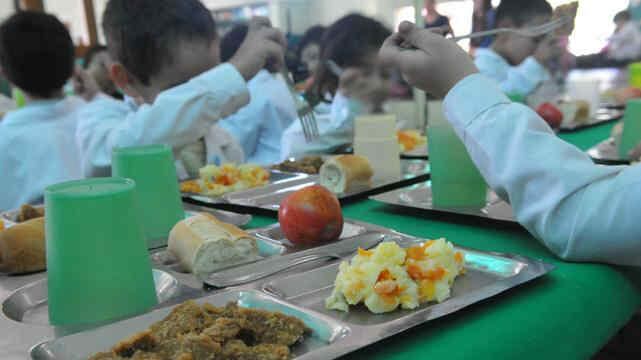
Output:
[325, 239, 465, 314]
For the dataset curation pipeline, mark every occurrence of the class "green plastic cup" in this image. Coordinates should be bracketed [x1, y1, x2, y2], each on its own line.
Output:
[618, 99, 641, 158]
[46, 178, 157, 327]
[427, 105, 487, 208]
[112, 144, 184, 248]
[629, 63, 641, 89]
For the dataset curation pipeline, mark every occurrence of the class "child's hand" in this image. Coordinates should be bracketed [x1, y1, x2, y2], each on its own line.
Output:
[338, 68, 389, 113]
[379, 21, 477, 98]
[229, 17, 286, 81]
[534, 35, 562, 66]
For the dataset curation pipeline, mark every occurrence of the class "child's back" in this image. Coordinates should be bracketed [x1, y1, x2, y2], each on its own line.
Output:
[0, 12, 83, 210]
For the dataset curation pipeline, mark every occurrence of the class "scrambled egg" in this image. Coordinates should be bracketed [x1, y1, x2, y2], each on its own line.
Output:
[326, 239, 465, 314]
[180, 164, 270, 196]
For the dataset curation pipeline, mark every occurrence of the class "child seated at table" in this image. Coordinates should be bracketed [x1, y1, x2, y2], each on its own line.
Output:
[380, 21, 641, 266]
[474, 0, 559, 98]
[0, 12, 87, 210]
[76, 0, 285, 177]
[217, 24, 298, 165]
[280, 14, 392, 160]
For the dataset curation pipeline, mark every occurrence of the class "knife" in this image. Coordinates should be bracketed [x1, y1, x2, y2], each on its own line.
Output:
[202, 233, 385, 288]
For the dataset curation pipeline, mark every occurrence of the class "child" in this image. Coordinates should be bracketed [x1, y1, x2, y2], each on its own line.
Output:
[0, 12, 84, 210]
[380, 22, 641, 266]
[578, 10, 641, 68]
[217, 24, 297, 165]
[474, 0, 558, 97]
[76, 0, 285, 177]
[281, 14, 392, 159]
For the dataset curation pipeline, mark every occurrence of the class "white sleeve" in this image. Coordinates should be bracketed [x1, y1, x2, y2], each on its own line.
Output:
[443, 74, 641, 266]
[76, 63, 249, 177]
[476, 55, 548, 96]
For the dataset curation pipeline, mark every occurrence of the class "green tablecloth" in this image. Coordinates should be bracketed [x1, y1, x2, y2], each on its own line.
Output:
[248, 121, 641, 360]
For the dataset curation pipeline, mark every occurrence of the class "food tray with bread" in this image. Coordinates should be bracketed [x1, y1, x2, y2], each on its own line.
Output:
[30, 227, 553, 360]
[558, 105, 623, 132]
[370, 183, 516, 224]
[218, 156, 430, 212]
[180, 163, 310, 203]
[587, 137, 630, 165]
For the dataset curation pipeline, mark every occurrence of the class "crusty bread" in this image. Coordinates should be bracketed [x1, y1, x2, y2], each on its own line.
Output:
[0, 217, 45, 274]
[168, 213, 258, 275]
[320, 155, 374, 194]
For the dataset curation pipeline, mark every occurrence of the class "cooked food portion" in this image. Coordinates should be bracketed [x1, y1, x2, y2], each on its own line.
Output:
[558, 100, 590, 126]
[0, 217, 45, 274]
[16, 204, 45, 222]
[320, 155, 373, 194]
[326, 239, 465, 314]
[168, 213, 258, 275]
[180, 164, 270, 197]
[397, 130, 427, 152]
[90, 301, 309, 360]
[272, 156, 325, 174]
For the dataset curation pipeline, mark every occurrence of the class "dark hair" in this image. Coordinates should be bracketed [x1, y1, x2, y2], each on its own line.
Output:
[310, 14, 390, 101]
[102, 0, 217, 86]
[296, 25, 325, 59]
[495, 0, 553, 27]
[220, 23, 248, 63]
[0, 11, 74, 98]
[614, 10, 631, 23]
[83, 44, 107, 69]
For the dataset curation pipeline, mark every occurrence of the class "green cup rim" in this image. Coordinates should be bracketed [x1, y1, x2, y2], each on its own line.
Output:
[45, 177, 136, 199]
[112, 144, 171, 157]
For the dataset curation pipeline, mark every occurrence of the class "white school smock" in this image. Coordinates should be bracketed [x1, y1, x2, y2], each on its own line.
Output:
[0, 97, 85, 210]
[444, 73, 641, 266]
[76, 63, 249, 177]
[474, 48, 548, 96]
[218, 70, 297, 165]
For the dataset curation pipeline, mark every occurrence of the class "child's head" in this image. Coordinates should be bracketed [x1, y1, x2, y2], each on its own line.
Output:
[84, 45, 119, 97]
[297, 25, 325, 75]
[311, 14, 391, 101]
[614, 10, 631, 32]
[493, 0, 553, 65]
[102, 0, 219, 103]
[220, 24, 248, 63]
[0, 11, 74, 99]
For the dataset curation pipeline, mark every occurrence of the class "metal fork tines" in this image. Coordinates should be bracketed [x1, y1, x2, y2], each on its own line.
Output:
[280, 71, 319, 142]
[451, 17, 568, 42]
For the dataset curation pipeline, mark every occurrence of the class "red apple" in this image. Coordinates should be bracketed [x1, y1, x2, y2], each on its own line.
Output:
[536, 102, 563, 129]
[278, 185, 344, 245]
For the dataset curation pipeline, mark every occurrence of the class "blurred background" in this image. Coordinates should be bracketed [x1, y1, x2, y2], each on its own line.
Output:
[3, 0, 636, 58]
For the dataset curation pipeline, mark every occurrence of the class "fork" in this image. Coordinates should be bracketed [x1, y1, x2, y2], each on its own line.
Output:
[280, 70, 319, 142]
[451, 17, 568, 42]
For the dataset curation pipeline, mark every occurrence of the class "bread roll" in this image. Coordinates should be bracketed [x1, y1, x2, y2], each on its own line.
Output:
[0, 217, 45, 274]
[168, 213, 258, 275]
[320, 155, 374, 194]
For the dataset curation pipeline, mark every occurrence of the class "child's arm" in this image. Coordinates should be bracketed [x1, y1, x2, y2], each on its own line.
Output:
[475, 51, 548, 96]
[77, 63, 249, 177]
[381, 22, 641, 266]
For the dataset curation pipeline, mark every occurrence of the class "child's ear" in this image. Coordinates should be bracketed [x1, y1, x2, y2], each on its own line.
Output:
[109, 62, 142, 99]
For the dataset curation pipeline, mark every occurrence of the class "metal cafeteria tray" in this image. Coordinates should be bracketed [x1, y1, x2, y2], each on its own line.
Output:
[401, 143, 428, 159]
[31, 230, 553, 360]
[222, 159, 431, 211]
[559, 108, 623, 132]
[181, 169, 310, 206]
[370, 183, 515, 223]
[587, 137, 631, 165]
[1, 205, 252, 228]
